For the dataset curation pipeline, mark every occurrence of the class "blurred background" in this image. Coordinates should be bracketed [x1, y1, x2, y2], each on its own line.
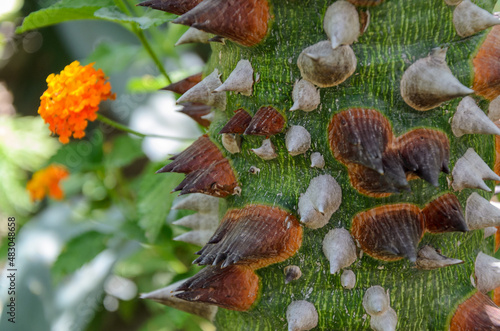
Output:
[0, 0, 215, 330]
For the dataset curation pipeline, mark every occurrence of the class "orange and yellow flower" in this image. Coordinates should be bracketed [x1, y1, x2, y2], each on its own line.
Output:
[26, 164, 69, 202]
[38, 61, 115, 144]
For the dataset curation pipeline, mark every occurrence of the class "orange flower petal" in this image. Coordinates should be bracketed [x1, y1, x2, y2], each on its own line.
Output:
[26, 165, 69, 202]
[38, 61, 115, 144]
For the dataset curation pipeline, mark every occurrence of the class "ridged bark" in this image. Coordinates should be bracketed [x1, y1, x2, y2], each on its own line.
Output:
[185, 0, 496, 329]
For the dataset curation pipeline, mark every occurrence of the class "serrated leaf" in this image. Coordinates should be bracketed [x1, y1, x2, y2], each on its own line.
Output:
[51, 231, 109, 283]
[94, 6, 173, 29]
[16, 0, 114, 34]
[85, 42, 140, 74]
[137, 163, 182, 243]
[105, 135, 144, 168]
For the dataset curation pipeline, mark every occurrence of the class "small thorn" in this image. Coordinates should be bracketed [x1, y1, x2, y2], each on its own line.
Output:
[323, 1, 360, 48]
[251, 139, 278, 160]
[416, 245, 464, 270]
[400, 48, 473, 111]
[286, 301, 318, 331]
[452, 97, 500, 137]
[298, 42, 357, 87]
[452, 148, 498, 192]
[322, 228, 357, 274]
[466, 192, 500, 230]
[214, 59, 254, 96]
[177, 69, 226, 111]
[340, 270, 356, 289]
[221, 133, 242, 154]
[284, 265, 302, 284]
[453, 0, 500, 38]
[475, 252, 500, 293]
[286, 125, 311, 156]
[299, 175, 342, 229]
[290, 79, 320, 112]
[310, 152, 325, 169]
[363, 286, 390, 316]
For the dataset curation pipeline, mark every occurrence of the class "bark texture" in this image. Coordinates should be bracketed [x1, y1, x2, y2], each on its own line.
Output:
[182, 0, 497, 329]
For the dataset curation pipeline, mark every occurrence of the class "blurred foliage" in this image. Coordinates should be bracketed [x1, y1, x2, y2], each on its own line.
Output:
[86, 42, 141, 75]
[137, 163, 183, 243]
[94, 6, 174, 30]
[0, 115, 59, 218]
[16, 0, 115, 33]
[0, 0, 210, 330]
[16, 0, 173, 34]
[127, 75, 170, 93]
[52, 231, 111, 284]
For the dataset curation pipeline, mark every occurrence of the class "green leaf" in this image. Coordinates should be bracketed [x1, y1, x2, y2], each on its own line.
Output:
[48, 130, 104, 172]
[137, 163, 182, 243]
[138, 307, 203, 331]
[51, 231, 109, 283]
[94, 6, 173, 30]
[85, 42, 140, 74]
[127, 75, 169, 93]
[16, 0, 114, 34]
[105, 135, 144, 168]
[119, 220, 147, 243]
[0, 116, 60, 216]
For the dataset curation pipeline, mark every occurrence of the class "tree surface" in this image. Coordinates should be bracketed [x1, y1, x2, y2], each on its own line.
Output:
[157, 0, 500, 329]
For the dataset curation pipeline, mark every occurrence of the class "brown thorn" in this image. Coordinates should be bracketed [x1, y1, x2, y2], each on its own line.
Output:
[244, 106, 285, 136]
[137, 0, 203, 15]
[172, 0, 270, 47]
[161, 72, 202, 95]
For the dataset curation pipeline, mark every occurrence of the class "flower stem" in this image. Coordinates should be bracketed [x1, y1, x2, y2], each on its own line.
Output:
[97, 114, 194, 141]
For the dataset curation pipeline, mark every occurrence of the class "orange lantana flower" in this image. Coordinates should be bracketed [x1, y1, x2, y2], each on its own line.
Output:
[26, 165, 69, 202]
[38, 61, 116, 144]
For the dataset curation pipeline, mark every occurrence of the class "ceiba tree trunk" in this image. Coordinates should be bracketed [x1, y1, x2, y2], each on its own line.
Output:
[146, 0, 500, 329]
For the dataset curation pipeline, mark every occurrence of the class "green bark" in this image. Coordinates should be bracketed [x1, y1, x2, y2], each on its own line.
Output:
[201, 0, 496, 329]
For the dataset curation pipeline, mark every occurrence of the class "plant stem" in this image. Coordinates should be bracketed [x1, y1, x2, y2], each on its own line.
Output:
[115, 0, 172, 84]
[97, 114, 194, 141]
[134, 28, 172, 84]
